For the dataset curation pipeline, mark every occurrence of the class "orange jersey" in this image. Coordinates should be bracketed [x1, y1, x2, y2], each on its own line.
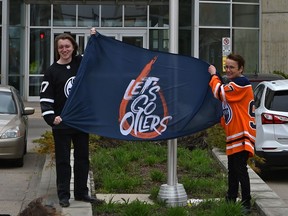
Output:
[209, 75, 256, 157]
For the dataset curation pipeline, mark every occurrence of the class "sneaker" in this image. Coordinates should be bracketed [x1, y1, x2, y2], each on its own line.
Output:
[59, 199, 70, 208]
[75, 195, 105, 205]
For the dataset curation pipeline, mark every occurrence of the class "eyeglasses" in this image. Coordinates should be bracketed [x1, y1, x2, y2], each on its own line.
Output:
[224, 65, 236, 70]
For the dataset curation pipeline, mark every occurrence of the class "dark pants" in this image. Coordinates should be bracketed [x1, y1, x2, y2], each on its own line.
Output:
[227, 151, 251, 207]
[53, 128, 89, 200]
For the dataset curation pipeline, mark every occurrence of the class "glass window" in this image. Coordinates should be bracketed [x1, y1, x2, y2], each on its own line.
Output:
[0, 27, 1, 84]
[199, 28, 230, 72]
[53, 5, 76, 27]
[179, 1, 192, 27]
[29, 29, 51, 75]
[269, 90, 288, 112]
[10, 0, 22, 26]
[124, 5, 147, 27]
[200, 3, 230, 26]
[232, 4, 259, 27]
[233, 29, 259, 73]
[29, 76, 43, 97]
[0, 2, 2, 24]
[149, 5, 169, 27]
[149, 30, 169, 52]
[179, 30, 192, 56]
[101, 5, 122, 27]
[30, 4, 51, 26]
[8, 76, 20, 91]
[233, 0, 259, 2]
[122, 36, 143, 48]
[9, 28, 21, 76]
[0, 92, 16, 114]
[78, 5, 99, 27]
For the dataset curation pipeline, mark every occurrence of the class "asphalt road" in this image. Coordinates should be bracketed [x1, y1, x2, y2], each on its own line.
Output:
[0, 115, 50, 216]
[261, 167, 288, 206]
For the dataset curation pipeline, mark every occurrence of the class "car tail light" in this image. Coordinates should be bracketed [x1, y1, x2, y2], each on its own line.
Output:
[261, 113, 288, 124]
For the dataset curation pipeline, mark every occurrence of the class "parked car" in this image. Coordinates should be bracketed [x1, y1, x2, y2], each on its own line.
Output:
[246, 73, 285, 89]
[222, 73, 285, 89]
[254, 79, 288, 167]
[0, 85, 35, 167]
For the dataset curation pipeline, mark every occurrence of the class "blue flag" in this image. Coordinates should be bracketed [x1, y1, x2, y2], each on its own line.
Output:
[61, 33, 222, 141]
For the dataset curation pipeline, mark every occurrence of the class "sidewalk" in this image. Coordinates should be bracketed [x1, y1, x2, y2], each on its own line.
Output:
[212, 148, 288, 216]
[26, 102, 288, 216]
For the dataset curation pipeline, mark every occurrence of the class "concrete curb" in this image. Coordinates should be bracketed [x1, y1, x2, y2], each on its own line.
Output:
[212, 148, 288, 216]
[37, 152, 93, 216]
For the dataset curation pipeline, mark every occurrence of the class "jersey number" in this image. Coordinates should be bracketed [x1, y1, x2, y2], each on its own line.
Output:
[249, 100, 256, 129]
[40, 81, 49, 93]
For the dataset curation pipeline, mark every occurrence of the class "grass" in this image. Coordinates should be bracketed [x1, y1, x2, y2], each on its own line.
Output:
[89, 139, 259, 216]
[33, 130, 260, 215]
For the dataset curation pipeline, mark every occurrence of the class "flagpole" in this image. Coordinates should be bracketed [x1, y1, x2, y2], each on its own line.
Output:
[158, 0, 187, 207]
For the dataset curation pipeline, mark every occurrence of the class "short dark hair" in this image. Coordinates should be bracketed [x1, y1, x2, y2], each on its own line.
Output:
[227, 53, 245, 70]
[54, 33, 78, 60]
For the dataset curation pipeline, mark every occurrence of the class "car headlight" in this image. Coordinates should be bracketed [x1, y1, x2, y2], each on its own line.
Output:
[0, 126, 20, 139]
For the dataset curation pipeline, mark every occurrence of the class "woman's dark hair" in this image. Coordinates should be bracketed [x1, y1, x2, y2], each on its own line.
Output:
[227, 53, 245, 70]
[54, 33, 78, 60]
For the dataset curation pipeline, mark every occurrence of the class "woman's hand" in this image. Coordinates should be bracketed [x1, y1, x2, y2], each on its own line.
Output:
[208, 65, 216, 76]
[90, 27, 97, 35]
[53, 116, 62, 125]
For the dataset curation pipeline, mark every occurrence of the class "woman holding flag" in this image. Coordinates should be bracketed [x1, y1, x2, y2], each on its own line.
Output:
[39, 28, 103, 208]
[208, 53, 256, 213]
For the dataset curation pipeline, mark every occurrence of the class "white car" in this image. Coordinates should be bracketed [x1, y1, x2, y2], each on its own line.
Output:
[254, 79, 288, 167]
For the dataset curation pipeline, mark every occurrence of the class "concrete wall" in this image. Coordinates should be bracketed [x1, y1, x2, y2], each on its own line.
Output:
[261, 0, 288, 73]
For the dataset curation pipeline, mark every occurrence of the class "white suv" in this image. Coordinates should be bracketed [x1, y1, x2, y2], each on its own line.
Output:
[254, 79, 288, 167]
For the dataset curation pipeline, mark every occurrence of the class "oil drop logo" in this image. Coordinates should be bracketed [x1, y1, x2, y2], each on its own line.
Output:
[119, 56, 172, 139]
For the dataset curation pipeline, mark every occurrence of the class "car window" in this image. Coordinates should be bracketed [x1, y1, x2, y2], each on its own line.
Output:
[14, 88, 24, 113]
[254, 84, 265, 108]
[269, 90, 288, 112]
[0, 92, 17, 114]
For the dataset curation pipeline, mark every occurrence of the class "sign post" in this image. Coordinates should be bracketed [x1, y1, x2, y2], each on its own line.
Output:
[222, 37, 231, 72]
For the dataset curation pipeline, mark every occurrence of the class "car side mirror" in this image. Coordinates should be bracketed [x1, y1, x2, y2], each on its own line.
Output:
[23, 107, 35, 115]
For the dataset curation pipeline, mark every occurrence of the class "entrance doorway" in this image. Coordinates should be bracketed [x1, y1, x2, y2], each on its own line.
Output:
[53, 29, 147, 58]
[27, 29, 147, 100]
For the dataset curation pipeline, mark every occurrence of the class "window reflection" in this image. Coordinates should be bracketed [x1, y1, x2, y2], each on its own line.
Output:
[199, 28, 230, 70]
[53, 5, 76, 26]
[200, 3, 230, 26]
[29, 29, 51, 75]
[10, 0, 22, 26]
[0, 2, 2, 23]
[29, 76, 43, 97]
[30, 4, 51, 26]
[149, 30, 169, 52]
[232, 0, 259, 2]
[124, 5, 147, 27]
[233, 4, 259, 27]
[149, 5, 169, 27]
[179, 30, 192, 56]
[8, 27, 23, 90]
[233, 29, 259, 72]
[78, 5, 99, 27]
[101, 5, 122, 27]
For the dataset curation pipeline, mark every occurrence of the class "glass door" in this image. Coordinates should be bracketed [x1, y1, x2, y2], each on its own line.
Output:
[98, 30, 147, 49]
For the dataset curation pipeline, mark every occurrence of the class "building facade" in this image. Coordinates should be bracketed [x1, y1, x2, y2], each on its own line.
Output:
[1, 0, 263, 101]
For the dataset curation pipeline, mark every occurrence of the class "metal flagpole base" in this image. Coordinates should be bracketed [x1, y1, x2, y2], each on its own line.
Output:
[158, 183, 187, 207]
